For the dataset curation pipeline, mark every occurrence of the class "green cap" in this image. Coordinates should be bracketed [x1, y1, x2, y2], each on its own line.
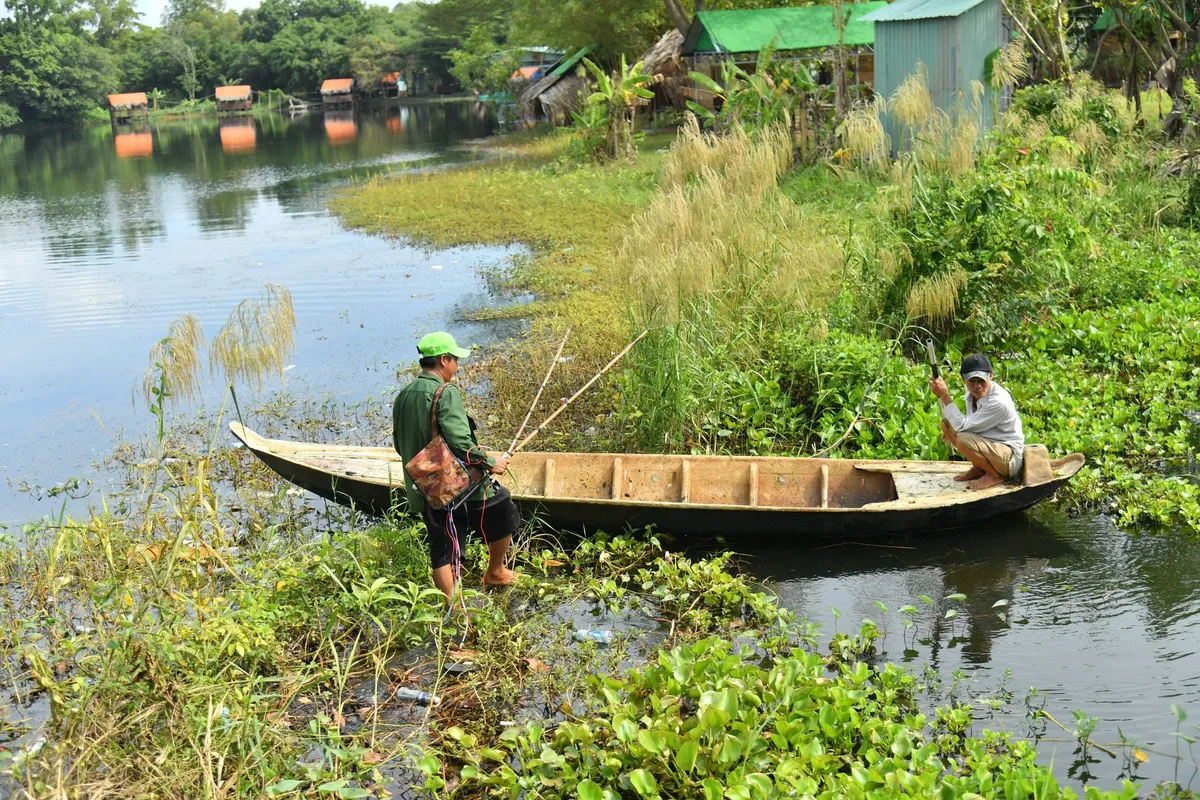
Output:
[417, 331, 471, 359]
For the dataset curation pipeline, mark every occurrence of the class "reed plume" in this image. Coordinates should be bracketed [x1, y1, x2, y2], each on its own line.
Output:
[892, 64, 933, 133]
[905, 265, 968, 322]
[142, 314, 204, 408]
[210, 283, 297, 389]
[842, 97, 890, 166]
[990, 39, 1028, 90]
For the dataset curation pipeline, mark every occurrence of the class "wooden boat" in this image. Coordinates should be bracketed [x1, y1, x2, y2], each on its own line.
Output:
[229, 423, 1084, 537]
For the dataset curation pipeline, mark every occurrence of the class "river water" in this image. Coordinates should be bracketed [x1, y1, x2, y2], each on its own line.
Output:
[0, 103, 517, 524]
[2, 105, 1199, 791]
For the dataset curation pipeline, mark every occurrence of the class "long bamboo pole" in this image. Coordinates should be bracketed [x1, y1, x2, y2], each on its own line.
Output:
[511, 329, 649, 455]
[505, 327, 571, 457]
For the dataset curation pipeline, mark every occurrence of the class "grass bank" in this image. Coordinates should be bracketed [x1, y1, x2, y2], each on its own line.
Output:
[335, 83, 1200, 535]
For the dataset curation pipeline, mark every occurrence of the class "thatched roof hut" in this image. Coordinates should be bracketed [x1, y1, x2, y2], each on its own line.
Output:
[520, 47, 590, 123]
[108, 92, 148, 121]
[215, 84, 253, 112]
[639, 29, 686, 111]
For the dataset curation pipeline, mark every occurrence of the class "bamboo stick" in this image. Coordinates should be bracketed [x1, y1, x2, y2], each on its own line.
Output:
[506, 327, 571, 457]
[512, 329, 649, 455]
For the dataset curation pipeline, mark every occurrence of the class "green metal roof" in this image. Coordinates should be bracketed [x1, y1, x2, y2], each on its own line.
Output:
[861, 0, 989, 22]
[547, 46, 592, 77]
[684, 3, 890, 55]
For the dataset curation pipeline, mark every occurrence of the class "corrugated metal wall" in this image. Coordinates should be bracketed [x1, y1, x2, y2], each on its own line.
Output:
[873, 0, 1004, 152]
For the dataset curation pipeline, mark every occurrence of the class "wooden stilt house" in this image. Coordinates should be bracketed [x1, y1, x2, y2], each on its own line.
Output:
[320, 78, 356, 108]
[216, 85, 253, 113]
[108, 92, 149, 123]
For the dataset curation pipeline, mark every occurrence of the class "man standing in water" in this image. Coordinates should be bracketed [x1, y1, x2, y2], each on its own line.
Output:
[929, 353, 1025, 490]
[393, 332, 519, 600]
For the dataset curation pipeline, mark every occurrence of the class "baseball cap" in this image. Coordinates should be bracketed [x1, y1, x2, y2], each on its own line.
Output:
[960, 352, 993, 381]
[417, 331, 471, 359]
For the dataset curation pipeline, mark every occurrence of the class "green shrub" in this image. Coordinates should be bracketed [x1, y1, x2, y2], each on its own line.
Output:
[0, 102, 20, 129]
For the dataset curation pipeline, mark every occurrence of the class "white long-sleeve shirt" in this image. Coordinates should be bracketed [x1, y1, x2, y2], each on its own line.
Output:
[942, 380, 1025, 473]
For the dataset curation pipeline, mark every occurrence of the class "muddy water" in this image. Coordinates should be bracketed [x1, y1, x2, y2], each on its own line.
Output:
[734, 507, 1200, 788]
[0, 103, 516, 523]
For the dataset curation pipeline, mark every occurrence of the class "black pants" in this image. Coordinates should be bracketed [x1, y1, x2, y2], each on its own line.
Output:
[421, 484, 520, 570]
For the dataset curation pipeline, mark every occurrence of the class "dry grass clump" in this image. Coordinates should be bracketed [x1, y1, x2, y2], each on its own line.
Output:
[210, 283, 297, 389]
[842, 97, 890, 166]
[905, 264, 968, 322]
[990, 39, 1029, 90]
[892, 65, 933, 136]
[142, 314, 205, 408]
[617, 123, 840, 324]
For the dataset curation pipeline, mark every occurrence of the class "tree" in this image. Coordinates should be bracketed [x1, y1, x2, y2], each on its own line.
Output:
[0, 0, 117, 121]
[447, 25, 519, 93]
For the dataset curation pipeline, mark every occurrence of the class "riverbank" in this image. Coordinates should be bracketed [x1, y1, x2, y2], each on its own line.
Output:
[333, 83, 1200, 536]
[0, 427, 1163, 797]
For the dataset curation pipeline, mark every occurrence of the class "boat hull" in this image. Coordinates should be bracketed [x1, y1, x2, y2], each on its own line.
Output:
[231, 425, 1079, 538]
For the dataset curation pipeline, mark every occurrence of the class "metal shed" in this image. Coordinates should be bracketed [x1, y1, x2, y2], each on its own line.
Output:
[862, 0, 1006, 149]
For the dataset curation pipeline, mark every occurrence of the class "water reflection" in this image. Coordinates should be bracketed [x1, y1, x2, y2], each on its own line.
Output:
[731, 508, 1200, 786]
[113, 128, 153, 159]
[218, 116, 256, 154]
[324, 111, 358, 146]
[0, 102, 506, 525]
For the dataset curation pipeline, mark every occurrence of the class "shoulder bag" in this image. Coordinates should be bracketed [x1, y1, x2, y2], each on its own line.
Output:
[404, 383, 484, 511]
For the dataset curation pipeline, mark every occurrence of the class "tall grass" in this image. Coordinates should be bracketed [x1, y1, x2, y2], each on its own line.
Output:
[210, 282, 297, 390]
[615, 120, 843, 451]
[141, 313, 204, 408]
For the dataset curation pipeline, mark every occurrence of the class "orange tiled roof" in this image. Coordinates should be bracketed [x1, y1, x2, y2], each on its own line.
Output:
[320, 78, 354, 93]
[108, 92, 148, 108]
[382, 72, 402, 84]
[215, 84, 252, 101]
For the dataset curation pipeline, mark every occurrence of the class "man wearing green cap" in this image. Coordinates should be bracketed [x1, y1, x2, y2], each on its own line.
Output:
[393, 332, 519, 599]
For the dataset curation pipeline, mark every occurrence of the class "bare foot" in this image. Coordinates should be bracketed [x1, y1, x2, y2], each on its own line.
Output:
[483, 567, 519, 587]
[968, 473, 1005, 491]
[953, 466, 986, 483]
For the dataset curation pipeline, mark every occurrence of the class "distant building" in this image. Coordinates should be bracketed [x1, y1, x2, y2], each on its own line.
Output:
[108, 92, 149, 122]
[519, 46, 566, 68]
[215, 85, 253, 113]
[862, 0, 1007, 149]
[320, 78, 355, 108]
[682, 3, 888, 97]
[519, 46, 591, 123]
[381, 72, 408, 99]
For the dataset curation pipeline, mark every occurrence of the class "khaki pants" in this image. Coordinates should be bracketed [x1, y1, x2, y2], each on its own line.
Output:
[942, 420, 1016, 478]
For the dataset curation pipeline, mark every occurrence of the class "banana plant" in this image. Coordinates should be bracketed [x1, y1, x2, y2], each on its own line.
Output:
[687, 41, 817, 135]
[575, 55, 657, 161]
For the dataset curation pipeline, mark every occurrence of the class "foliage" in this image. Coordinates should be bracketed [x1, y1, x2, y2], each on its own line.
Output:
[0, 101, 19, 128]
[687, 42, 816, 135]
[455, 632, 1141, 799]
[447, 25, 520, 95]
[573, 56, 656, 162]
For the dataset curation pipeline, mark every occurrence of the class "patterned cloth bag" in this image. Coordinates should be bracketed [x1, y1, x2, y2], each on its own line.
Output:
[405, 383, 481, 510]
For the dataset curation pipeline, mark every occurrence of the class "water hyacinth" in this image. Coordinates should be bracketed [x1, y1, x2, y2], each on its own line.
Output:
[210, 282, 297, 389]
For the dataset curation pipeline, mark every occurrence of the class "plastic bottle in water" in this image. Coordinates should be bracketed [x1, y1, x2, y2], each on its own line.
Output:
[395, 687, 441, 706]
[573, 629, 614, 645]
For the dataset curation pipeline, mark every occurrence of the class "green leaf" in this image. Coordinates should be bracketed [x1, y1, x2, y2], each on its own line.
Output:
[718, 733, 744, 763]
[317, 781, 347, 793]
[337, 788, 370, 799]
[614, 716, 638, 742]
[945, 593, 967, 601]
[701, 777, 723, 800]
[1172, 704, 1188, 722]
[578, 779, 604, 800]
[265, 780, 303, 796]
[638, 729, 666, 754]
[628, 768, 659, 797]
[675, 739, 699, 773]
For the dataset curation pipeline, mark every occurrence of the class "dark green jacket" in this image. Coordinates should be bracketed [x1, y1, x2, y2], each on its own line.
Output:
[393, 373, 495, 512]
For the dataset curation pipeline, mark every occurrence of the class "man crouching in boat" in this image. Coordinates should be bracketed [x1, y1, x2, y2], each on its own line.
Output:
[929, 353, 1025, 491]
[393, 331, 519, 601]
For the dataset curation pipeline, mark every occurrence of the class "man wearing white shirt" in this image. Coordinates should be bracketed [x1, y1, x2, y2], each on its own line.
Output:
[929, 353, 1025, 491]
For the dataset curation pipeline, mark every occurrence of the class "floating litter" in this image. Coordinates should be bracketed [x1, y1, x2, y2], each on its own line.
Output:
[283, 364, 295, 372]
[431, 265, 444, 270]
